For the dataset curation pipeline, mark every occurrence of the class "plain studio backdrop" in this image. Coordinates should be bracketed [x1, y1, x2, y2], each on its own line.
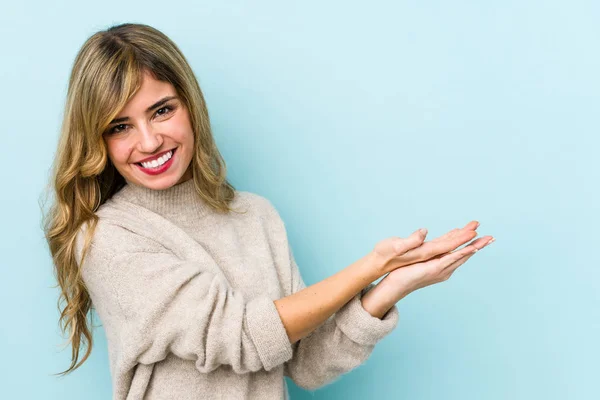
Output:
[0, 1, 597, 399]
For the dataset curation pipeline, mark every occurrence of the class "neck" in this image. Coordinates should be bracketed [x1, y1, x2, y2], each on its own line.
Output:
[114, 178, 211, 221]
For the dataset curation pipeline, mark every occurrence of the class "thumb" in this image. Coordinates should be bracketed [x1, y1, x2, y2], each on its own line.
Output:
[393, 228, 428, 255]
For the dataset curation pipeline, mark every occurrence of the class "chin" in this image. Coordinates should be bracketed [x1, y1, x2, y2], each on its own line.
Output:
[124, 171, 183, 190]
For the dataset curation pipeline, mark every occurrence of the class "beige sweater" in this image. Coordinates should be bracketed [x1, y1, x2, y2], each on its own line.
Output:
[75, 178, 398, 399]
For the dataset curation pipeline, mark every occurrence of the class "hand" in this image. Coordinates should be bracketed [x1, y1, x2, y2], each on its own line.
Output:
[384, 221, 493, 294]
[362, 221, 494, 318]
[371, 220, 481, 276]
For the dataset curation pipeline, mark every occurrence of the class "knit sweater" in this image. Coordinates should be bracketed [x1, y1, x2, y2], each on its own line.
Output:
[74, 178, 399, 400]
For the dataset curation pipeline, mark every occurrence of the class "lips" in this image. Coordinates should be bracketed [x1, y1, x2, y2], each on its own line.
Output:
[135, 147, 176, 176]
[134, 148, 176, 166]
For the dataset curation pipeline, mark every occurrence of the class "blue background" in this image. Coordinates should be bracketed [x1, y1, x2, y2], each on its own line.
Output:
[1, 1, 598, 399]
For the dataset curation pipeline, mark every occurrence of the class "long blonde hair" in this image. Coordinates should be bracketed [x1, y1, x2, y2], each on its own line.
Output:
[40, 23, 238, 376]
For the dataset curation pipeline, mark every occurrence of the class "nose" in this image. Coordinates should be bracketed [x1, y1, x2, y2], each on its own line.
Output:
[136, 122, 163, 154]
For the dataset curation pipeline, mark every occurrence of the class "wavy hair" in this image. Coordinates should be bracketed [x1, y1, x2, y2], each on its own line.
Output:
[40, 22, 238, 376]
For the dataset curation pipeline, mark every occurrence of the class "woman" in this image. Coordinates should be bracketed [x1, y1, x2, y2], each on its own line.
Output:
[42, 23, 494, 399]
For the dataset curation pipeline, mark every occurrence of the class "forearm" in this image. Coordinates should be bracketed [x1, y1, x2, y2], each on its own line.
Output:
[360, 277, 410, 319]
[275, 252, 381, 344]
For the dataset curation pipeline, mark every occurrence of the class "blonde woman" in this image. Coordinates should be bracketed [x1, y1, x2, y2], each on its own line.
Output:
[42, 23, 494, 400]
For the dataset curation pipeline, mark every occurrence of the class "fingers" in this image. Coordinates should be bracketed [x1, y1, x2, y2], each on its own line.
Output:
[440, 243, 478, 266]
[428, 220, 479, 244]
[456, 236, 493, 253]
[373, 228, 430, 269]
[416, 220, 482, 261]
[427, 228, 460, 244]
[431, 235, 491, 260]
[420, 243, 479, 283]
[440, 235, 495, 278]
[401, 229, 477, 264]
[393, 228, 428, 255]
[440, 253, 476, 279]
[377, 221, 484, 273]
[463, 220, 480, 231]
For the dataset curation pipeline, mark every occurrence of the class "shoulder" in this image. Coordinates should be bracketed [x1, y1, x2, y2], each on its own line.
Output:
[233, 191, 289, 241]
[74, 216, 168, 268]
[233, 190, 279, 218]
[75, 191, 281, 263]
[231, 191, 287, 236]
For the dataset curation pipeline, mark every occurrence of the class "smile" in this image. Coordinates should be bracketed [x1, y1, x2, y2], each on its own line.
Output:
[137, 149, 173, 168]
[135, 148, 177, 175]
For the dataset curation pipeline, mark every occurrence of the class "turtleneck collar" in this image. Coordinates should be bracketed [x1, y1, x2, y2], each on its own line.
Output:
[112, 178, 212, 221]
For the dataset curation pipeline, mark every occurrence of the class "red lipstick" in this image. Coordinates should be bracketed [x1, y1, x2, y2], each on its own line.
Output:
[135, 148, 176, 176]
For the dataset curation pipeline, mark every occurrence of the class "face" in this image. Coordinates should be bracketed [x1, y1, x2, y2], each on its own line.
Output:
[103, 70, 194, 190]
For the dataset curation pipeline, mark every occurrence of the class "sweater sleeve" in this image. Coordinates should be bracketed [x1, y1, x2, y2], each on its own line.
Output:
[75, 224, 294, 376]
[262, 201, 399, 391]
[283, 253, 399, 391]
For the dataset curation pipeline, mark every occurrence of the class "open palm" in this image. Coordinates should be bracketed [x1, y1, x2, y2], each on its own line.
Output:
[384, 221, 494, 294]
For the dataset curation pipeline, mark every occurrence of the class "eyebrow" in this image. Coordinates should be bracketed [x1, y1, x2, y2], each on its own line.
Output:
[109, 95, 178, 125]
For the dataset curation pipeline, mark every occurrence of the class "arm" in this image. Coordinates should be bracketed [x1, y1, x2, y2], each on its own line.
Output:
[77, 236, 294, 375]
[274, 252, 382, 344]
[262, 202, 401, 391]
[75, 218, 420, 379]
[278, 234, 490, 390]
[264, 200, 426, 346]
[282, 253, 399, 391]
[361, 277, 410, 319]
[265, 202, 488, 390]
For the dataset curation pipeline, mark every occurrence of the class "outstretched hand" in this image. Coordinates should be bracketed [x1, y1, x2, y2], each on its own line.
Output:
[383, 220, 493, 293]
[362, 221, 494, 318]
[371, 221, 489, 276]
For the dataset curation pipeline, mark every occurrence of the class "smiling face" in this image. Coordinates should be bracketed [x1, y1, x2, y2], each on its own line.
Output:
[103, 70, 194, 190]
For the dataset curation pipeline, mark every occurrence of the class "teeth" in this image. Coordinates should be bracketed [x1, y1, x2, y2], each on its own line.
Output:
[140, 150, 172, 169]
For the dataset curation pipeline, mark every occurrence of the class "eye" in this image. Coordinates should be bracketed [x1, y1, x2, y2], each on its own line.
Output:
[106, 105, 175, 135]
[155, 105, 174, 117]
[108, 124, 128, 134]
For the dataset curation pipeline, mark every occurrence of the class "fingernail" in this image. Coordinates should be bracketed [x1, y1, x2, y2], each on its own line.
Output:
[487, 238, 495, 245]
[419, 228, 428, 236]
[475, 222, 480, 229]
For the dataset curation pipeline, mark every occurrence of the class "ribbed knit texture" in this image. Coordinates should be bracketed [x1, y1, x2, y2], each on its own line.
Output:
[75, 178, 399, 399]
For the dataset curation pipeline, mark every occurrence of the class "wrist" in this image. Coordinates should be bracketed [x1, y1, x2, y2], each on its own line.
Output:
[380, 272, 414, 301]
[360, 279, 400, 319]
[367, 250, 393, 279]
